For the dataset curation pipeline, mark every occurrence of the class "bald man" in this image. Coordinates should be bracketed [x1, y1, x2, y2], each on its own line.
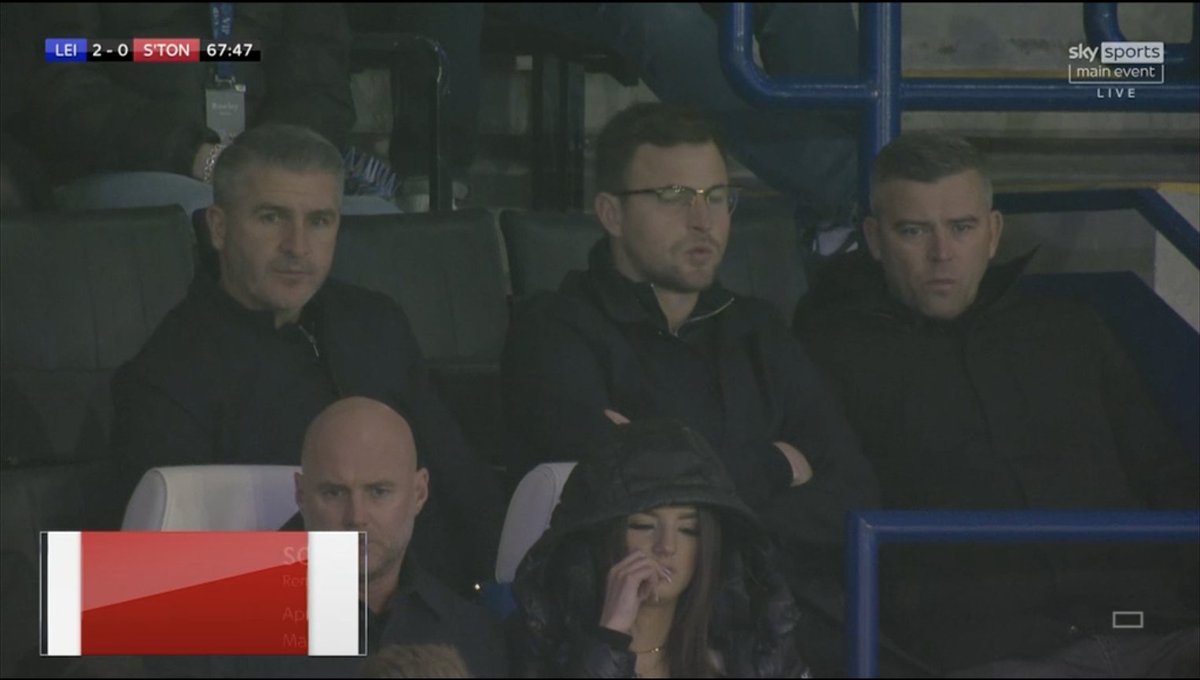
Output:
[297, 397, 428, 613]
[291, 397, 507, 676]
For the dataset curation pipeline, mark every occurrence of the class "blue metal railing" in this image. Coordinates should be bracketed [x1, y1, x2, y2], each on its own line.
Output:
[995, 188, 1200, 270]
[720, 3, 1199, 157]
[1085, 2, 1200, 68]
[847, 510, 1200, 677]
[719, 3, 1200, 268]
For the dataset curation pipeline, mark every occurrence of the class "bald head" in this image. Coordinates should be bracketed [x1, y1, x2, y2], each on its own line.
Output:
[296, 397, 428, 612]
[301, 397, 418, 472]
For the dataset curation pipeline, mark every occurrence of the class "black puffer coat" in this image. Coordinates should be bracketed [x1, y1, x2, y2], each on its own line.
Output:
[511, 420, 808, 678]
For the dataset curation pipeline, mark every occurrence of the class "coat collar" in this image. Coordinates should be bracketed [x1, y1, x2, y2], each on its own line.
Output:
[280, 518, 452, 625]
[810, 248, 1039, 330]
[574, 238, 735, 333]
[191, 271, 328, 335]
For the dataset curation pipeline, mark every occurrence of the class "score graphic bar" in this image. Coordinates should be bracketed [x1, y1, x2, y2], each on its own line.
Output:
[46, 37, 258, 63]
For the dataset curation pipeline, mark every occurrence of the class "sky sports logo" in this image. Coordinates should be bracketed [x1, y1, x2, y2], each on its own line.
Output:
[1067, 41, 1165, 96]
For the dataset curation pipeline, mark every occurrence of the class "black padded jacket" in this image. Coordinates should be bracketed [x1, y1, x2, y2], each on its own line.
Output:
[511, 420, 809, 678]
[795, 251, 1199, 671]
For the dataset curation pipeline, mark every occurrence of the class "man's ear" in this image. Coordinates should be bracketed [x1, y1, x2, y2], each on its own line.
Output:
[987, 210, 1004, 259]
[411, 468, 429, 517]
[207, 204, 227, 252]
[862, 215, 884, 261]
[595, 192, 623, 240]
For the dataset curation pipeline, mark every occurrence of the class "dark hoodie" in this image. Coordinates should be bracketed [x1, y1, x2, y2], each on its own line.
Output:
[796, 250, 1198, 671]
[511, 419, 808, 678]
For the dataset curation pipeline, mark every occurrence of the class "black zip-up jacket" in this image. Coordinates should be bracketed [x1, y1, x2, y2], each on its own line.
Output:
[511, 419, 808, 678]
[503, 241, 878, 551]
[111, 274, 505, 595]
[796, 251, 1199, 671]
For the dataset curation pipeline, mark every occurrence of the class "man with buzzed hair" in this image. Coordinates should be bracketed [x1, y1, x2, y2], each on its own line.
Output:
[797, 131, 1198, 676]
[289, 397, 506, 676]
[112, 124, 504, 596]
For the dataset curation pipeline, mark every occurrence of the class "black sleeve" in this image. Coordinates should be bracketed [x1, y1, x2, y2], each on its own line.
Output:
[110, 363, 217, 496]
[1091, 308, 1198, 511]
[763, 325, 879, 546]
[1090, 306, 1199, 599]
[563, 627, 636, 678]
[502, 298, 621, 478]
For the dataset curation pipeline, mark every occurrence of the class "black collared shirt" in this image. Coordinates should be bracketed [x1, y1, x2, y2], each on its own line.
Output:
[366, 561, 508, 676]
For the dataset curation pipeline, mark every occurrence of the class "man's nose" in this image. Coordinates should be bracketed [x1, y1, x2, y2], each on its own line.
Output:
[928, 227, 953, 261]
[344, 495, 368, 529]
[280, 222, 310, 256]
[687, 194, 714, 232]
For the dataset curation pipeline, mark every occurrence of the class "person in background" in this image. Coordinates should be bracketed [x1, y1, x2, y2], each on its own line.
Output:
[17, 4, 396, 215]
[348, 2, 857, 226]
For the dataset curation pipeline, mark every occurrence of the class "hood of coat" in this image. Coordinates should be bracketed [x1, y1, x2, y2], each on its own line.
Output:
[547, 419, 759, 541]
[512, 420, 794, 666]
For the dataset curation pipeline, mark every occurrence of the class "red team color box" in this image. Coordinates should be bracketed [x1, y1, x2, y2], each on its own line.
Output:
[41, 531, 362, 656]
[133, 38, 199, 62]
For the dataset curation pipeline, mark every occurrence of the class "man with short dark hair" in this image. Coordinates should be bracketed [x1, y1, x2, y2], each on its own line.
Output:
[502, 102, 877, 674]
[112, 124, 504, 596]
[796, 131, 1199, 676]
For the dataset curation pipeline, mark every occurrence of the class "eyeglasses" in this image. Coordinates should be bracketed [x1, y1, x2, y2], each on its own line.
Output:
[612, 184, 741, 215]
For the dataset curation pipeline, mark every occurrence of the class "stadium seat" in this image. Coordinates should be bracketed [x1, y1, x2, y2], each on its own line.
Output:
[719, 200, 808, 320]
[1, 206, 195, 571]
[1, 206, 195, 463]
[333, 208, 509, 362]
[481, 461, 575, 621]
[495, 461, 576, 583]
[121, 465, 300, 531]
[500, 210, 598, 300]
[332, 209, 510, 464]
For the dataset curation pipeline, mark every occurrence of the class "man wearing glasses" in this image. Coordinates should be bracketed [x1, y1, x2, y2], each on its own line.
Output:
[502, 102, 878, 675]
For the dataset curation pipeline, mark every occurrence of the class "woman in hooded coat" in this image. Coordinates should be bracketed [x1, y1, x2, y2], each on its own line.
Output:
[511, 418, 808, 678]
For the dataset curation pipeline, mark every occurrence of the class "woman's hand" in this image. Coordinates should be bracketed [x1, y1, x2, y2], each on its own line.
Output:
[597, 549, 672, 635]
